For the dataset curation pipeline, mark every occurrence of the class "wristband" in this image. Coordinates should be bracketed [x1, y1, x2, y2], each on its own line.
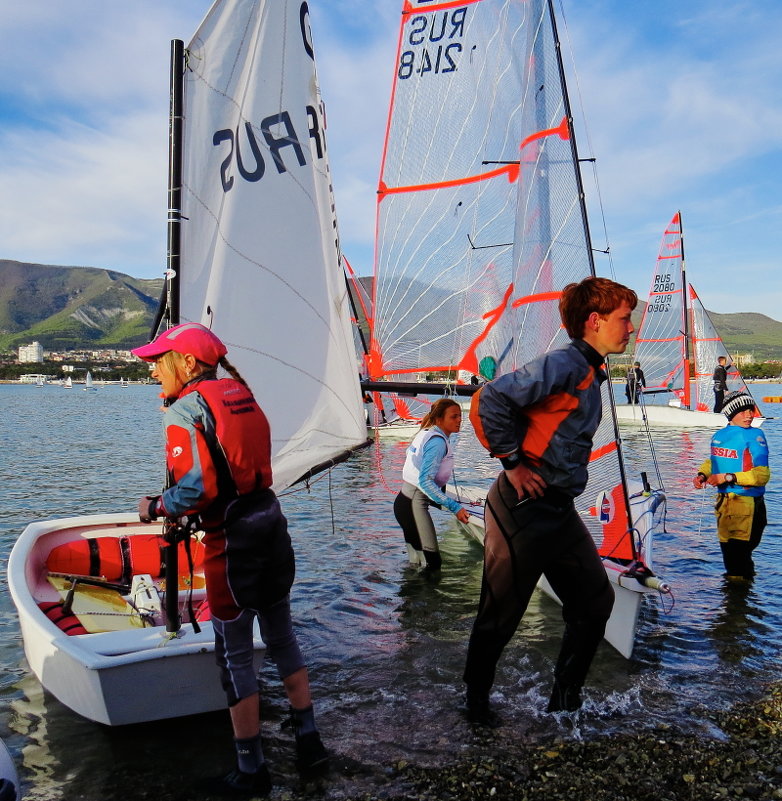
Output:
[500, 452, 521, 470]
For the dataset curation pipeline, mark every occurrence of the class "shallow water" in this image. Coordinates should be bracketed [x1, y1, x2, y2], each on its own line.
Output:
[1, 382, 781, 798]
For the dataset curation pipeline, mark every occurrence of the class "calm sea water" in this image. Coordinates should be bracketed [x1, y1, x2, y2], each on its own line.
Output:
[1, 382, 781, 799]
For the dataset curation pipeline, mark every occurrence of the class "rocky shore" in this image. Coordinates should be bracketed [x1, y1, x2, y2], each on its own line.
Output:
[274, 682, 782, 801]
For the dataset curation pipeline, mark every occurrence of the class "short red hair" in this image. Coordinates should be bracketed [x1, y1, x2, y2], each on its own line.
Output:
[559, 277, 637, 339]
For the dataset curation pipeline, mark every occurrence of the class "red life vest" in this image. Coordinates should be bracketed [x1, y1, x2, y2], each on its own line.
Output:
[190, 378, 273, 496]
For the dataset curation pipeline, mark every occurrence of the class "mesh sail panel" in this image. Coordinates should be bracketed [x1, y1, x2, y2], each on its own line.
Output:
[370, 0, 526, 381]
[509, 0, 630, 554]
[632, 212, 687, 396]
[689, 285, 750, 410]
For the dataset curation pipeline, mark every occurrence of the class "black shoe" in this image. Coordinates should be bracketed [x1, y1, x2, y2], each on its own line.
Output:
[546, 682, 582, 713]
[296, 731, 329, 772]
[203, 765, 271, 798]
[462, 689, 501, 728]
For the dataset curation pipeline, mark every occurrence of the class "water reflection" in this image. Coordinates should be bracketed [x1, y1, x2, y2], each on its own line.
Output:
[3, 384, 782, 799]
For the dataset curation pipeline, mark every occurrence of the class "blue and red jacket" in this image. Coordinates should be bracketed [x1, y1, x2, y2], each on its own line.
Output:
[470, 339, 605, 497]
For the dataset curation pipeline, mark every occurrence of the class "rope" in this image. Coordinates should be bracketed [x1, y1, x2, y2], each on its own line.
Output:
[696, 483, 709, 538]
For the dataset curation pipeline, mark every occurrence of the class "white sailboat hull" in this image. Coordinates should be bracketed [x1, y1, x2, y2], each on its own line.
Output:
[8, 514, 265, 726]
[615, 403, 764, 428]
[452, 485, 667, 659]
[368, 420, 421, 439]
[615, 402, 727, 428]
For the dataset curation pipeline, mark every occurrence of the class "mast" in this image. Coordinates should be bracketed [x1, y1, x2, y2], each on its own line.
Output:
[166, 39, 185, 332]
[546, 0, 597, 278]
[679, 210, 692, 409]
[163, 38, 185, 635]
[546, 0, 637, 554]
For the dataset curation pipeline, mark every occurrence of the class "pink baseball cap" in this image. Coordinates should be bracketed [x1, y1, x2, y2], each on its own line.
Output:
[132, 322, 227, 366]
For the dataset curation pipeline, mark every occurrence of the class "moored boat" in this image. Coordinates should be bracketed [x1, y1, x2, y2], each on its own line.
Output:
[8, 514, 258, 726]
[616, 211, 763, 428]
[9, 0, 367, 725]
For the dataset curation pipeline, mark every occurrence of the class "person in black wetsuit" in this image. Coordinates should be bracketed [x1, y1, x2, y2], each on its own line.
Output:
[463, 276, 638, 723]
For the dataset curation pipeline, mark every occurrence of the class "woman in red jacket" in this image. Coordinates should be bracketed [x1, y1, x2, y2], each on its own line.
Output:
[133, 322, 326, 798]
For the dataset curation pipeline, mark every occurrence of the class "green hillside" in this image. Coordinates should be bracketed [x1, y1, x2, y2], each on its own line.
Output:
[0, 260, 163, 351]
[2, 261, 781, 360]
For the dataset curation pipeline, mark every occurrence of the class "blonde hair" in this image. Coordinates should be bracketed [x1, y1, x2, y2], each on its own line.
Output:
[158, 351, 250, 388]
[420, 398, 460, 429]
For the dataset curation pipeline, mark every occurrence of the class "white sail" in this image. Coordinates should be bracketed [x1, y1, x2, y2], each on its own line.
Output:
[632, 212, 688, 400]
[373, 0, 667, 592]
[179, 0, 366, 491]
[689, 284, 752, 410]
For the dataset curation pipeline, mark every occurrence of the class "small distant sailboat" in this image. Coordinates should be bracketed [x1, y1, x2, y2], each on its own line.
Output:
[83, 371, 97, 392]
[35, 376, 44, 388]
[63, 376, 73, 389]
[615, 211, 763, 428]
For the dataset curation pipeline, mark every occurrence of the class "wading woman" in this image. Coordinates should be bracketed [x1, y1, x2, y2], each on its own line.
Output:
[394, 398, 471, 572]
[133, 322, 326, 798]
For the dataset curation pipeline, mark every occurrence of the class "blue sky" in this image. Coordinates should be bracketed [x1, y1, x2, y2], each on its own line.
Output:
[0, 0, 780, 319]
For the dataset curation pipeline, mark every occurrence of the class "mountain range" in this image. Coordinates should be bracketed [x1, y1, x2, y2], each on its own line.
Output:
[0, 260, 163, 351]
[2, 260, 782, 360]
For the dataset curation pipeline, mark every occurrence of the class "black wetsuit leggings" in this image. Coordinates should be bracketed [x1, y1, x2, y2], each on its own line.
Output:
[464, 472, 614, 696]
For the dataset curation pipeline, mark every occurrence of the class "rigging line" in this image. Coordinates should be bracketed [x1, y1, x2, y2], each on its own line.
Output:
[696, 481, 708, 539]
[555, 0, 615, 278]
[635, 392, 665, 490]
[467, 233, 513, 250]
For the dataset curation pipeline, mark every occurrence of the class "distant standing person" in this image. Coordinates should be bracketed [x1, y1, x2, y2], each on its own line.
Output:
[712, 355, 730, 412]
[693, 390, 769, 581]
[624, 361, 645, 404]
[394, 398, 471, 572]
[463, 276, 637, 722]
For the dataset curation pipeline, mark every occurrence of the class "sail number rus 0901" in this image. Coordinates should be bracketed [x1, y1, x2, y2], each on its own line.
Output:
[399, 8, 467, 80]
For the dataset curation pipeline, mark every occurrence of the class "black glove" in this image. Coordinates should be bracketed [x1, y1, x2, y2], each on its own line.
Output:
[138, 495, 161, 523]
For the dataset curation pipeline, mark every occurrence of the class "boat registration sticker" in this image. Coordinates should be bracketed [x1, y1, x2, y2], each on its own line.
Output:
[595, 490, 615, 524]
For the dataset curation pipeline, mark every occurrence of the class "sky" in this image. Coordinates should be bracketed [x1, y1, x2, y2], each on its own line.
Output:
[0, 0, 780, 319]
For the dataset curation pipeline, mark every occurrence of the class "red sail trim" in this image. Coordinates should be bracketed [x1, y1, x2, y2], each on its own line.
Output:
[402, 0, 482, 14]
[589, 441, 617, 462]
[594, 483, 634, 561]
[657, 254, 682, 260]
[634, 337, 681, 343]
[519, 116, 569, 151]
[457, 283, 515, 375]
[377, 162, 519, 201]
[511, 290, 561, 308]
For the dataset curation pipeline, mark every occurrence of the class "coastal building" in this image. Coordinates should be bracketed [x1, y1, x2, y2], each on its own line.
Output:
[18, 342, 43, 363]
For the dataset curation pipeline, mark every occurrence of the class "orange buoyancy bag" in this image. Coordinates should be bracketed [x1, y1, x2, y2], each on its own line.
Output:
[45, 535, 205, 582]
[39, 601, 89, 635]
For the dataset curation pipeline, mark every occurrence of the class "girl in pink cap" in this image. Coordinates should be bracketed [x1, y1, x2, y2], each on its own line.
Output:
[133, 323, 327, 798]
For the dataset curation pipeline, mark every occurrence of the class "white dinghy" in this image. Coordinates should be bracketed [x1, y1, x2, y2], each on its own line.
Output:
[9, 0, 367, 726]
